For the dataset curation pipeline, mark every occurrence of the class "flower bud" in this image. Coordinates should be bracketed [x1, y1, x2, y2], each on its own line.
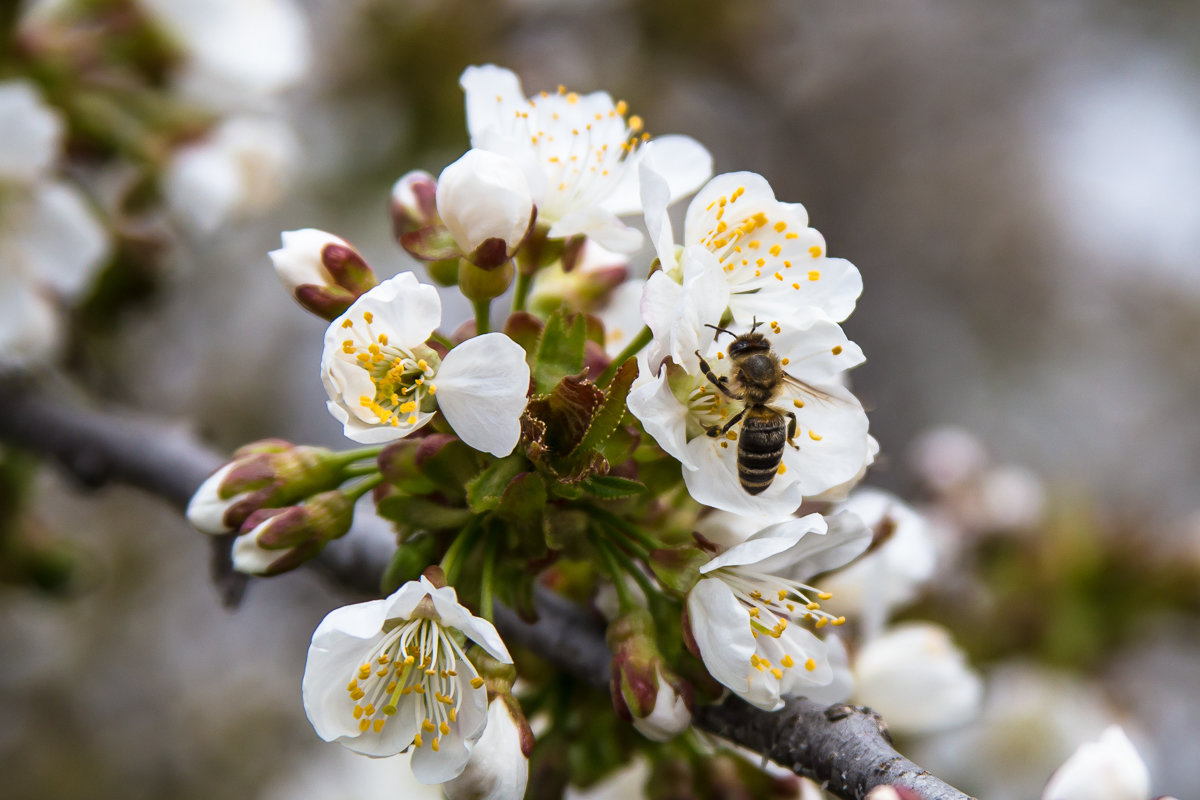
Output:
[528, 241, 629, 315]
[436, 149, 535, 269]
[232, 489, 355, 575]
[445, 649, 533, 800]
[607, 609, 693, 742]
[186, 442, 346, 535]
[864, 786, 923, 800]
[443, 695, 531, 800]
[269, 228, 377, 320]
[390, 170, 439, 237]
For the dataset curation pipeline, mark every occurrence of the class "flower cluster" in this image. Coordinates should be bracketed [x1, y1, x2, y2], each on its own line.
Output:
[184, 64, 979, 797]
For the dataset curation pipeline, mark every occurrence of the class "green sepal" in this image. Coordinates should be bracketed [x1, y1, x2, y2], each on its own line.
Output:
[466, 454, 528, 514]
[399, 226, 461, 261]
[570, 358, 637, 460]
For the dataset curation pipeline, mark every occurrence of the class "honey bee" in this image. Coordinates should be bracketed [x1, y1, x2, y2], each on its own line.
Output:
[694, 320, 839, 495]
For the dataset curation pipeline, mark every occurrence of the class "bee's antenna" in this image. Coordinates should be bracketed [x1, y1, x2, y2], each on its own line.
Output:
[704, 323, 733, 340]
[749, 317, 763, 334]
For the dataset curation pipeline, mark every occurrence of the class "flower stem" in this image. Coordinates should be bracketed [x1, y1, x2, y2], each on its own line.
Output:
[596, 325, 652, 386]
[592, 533, 636, 611]
[597, 529, 659, 600]
[473, 297, 491, 335]
[511, 269, 533, 313]
[440, 518, 480, 584]
[480, 531, 498, 621]
[345, 473, 385, 501]
[333, 445, 384, 466]
[589, 506, 658, 556]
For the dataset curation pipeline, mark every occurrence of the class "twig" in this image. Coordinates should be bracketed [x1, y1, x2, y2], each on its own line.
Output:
[0, 376, 975, 800]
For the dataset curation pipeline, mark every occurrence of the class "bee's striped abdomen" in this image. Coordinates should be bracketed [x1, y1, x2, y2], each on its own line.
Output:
[737, 410, 786, 495]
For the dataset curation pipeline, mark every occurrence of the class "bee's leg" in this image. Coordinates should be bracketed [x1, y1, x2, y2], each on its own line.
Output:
[705, 407, 746, 438]
[785, 411, 800, 450]
[693, 350, 742, 400]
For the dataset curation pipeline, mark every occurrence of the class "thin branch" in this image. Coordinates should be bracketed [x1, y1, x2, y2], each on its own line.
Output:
[0, 376, 975, 800]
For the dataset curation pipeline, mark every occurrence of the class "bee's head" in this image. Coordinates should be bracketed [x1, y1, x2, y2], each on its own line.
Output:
[726, 332, 770, 358]
[706, 320, 771, 359]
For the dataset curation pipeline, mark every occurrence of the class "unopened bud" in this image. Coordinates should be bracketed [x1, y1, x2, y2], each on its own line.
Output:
[270, 228, 377, 320]
[186, 442, 346, 535]
[529, 241, 628, 315]
[608, 608, 693, 741]
[232, 489, 354, 576]
[444, 694, 532, 800]
[437, 149, 535, 269]
[390, 170, 439, 237]
[864, 786, 923, 800]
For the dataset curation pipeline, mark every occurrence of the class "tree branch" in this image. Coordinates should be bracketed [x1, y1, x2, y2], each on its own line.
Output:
[0, 377, 974, 800]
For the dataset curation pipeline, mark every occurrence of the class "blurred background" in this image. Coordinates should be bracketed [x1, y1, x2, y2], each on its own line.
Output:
[2, 0, 1199, 798]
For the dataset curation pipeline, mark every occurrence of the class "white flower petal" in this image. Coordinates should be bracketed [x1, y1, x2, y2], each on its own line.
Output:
[434, 333, 530, 457]
[185, 463, 239, 534]
[0, 278, 59, 370]
[270, 228, 345, 290]
[547, 206, 643, 254]
[632, 668, 692, 742]
[820, 489, 938, 626]
[771, 320, 865, 384]
[682, 435, 806, 520]
[410, 667, 489, 783]
[231, 528, 285, 575]
[140, 0, 310, 98]
[20, 181, 109, 298]
[437, 149, 533, 256]
[777, 380, 872, 499]
[639, 163, 675, 268]
[444, 700, 530, 800]
[461, 64, 526, 143]
[1042, 726, 1151, 800]
[627, 366, 696, 469]
[699, 514, 827, 574]
[0, 80, 63, 183]
[797, 634, 855, 705]
[757, 510, 871, 581]
[686, 578, 760, 704]
[855, 623, 983, 736]
[605, 135, 714, 216]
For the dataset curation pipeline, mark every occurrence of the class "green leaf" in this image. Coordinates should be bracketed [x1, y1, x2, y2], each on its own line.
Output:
[532, 309, 586, 394]
[582, 475, 648, 499]
[465, 455, 527, 514]
[497, 472, 549, 559]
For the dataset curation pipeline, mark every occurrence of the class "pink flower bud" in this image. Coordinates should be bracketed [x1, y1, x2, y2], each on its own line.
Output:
[270, 229, 377, 320]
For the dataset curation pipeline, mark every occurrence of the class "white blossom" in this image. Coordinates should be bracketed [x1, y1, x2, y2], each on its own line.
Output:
[686, 512, 871, 710]
[850, 623, 982, 735]
[0, 80, 63, 184]
[640, 167, 862, 373]
[819, 489, 939, 635]
[443, 699, 530, 800]
[165, 116, 298, 233]
[460, 64, 711, 252]
[627, 318, 872, 519]
[1042, 726, 1159, 800]
[321, 273, 530, 456]
[0, 82, 107, 369]
[302, 576, 511, 783]
[137, 0, 310, 102]
[436, 149, 534, 265]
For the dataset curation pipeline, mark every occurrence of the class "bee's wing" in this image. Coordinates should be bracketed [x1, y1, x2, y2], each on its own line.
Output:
[780, 374, 850, 407]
